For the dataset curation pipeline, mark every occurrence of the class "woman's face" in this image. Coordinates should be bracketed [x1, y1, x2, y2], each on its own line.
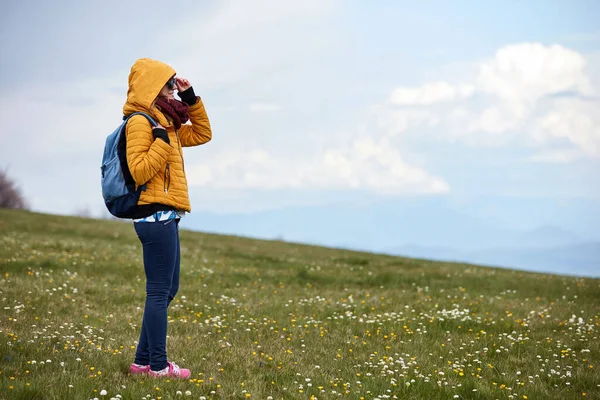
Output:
[158, 77, 177, 100]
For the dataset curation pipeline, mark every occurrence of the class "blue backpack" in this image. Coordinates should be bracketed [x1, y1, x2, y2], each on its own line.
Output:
[101, 112, 157, 218]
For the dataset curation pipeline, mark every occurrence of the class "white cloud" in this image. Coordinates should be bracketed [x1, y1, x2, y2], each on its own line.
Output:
[163, 0, 448, 196]
[532, 97, 600, 156]
[476, 43, 592, 103]
[467, 104, 524, 136]
[389, 81, 474, 105]
[186, 136, 448, 195]
[375, 108, 440, 137]
[380, 43, 600, 160]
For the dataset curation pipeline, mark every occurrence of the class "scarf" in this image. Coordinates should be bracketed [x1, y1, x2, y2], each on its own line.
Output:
[154, 98, 190, 129]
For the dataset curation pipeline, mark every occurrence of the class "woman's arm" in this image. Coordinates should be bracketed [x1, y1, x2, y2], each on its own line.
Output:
[126, 115, 173, 185]
[178, 97, 212, 147]
[176, 81, 212, 147]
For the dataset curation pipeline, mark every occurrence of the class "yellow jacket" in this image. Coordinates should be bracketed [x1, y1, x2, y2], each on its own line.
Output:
[122, 58, 211, 214]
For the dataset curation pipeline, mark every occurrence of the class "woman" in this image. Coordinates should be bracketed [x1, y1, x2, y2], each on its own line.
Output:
[123, 58, 212, 378]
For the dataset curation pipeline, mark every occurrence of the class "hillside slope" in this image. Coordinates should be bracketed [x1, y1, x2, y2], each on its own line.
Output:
[1, 209, 599, 399]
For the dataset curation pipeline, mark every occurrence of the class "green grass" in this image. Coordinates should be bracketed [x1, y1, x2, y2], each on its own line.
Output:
[0, 208, 598, 400]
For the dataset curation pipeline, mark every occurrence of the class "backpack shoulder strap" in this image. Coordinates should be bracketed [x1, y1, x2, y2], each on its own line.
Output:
[123, 112, 157, 127]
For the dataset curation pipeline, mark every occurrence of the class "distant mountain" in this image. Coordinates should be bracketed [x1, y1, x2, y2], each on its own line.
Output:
[387, 242, 600, 277]
[515, 225, 583, 248]
[178, 197, 599, 277]
[180, 198, 518, 251]
[470, 242, 599, 274]
[182, 201, 590, 248]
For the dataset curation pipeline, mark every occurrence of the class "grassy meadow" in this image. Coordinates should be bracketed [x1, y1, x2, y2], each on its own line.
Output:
[0, 208, 598, 399]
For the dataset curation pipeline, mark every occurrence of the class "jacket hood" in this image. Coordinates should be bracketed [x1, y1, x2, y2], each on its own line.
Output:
[123, 58, 175, 122]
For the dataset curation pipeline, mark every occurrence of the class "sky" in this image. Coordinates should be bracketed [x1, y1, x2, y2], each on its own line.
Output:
[1, 1, 599, 247]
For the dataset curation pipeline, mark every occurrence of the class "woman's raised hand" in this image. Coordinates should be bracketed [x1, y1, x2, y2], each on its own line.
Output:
[176, 77, 192, 92]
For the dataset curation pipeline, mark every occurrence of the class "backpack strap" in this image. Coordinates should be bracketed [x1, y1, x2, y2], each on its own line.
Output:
[120, 112, 157, 193]
[123, 112, 157, 127]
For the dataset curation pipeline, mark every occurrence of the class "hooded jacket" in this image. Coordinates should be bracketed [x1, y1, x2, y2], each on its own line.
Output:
[122, 58, 211, 215]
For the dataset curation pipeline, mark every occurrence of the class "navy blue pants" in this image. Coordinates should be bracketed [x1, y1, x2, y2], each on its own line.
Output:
[133, 219, 180, 371]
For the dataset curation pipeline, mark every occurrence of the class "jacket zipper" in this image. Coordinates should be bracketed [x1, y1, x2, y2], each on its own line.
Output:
[164, 163, 170, 193]
[163, 124, 182, 195]
[175, 128, 188, 188]
[175, 128, 185, 171]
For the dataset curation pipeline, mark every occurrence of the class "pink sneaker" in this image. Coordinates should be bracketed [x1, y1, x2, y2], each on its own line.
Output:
[148, 361, 190, 379]
[129, 363, 150, 375]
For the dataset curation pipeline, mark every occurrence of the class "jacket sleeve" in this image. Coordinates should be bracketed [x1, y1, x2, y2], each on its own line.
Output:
[126, 114, 173, 185]
[178, 97, 212, 147]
